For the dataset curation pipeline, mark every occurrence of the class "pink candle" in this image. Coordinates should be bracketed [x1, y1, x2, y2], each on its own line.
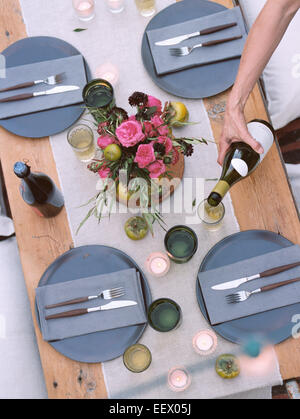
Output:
[168, 367, 191, 392]
[146, 252, 170, 277]
[106, 0, 125, 13]
[95, 63, 120, 87]
[73, 0, 95, 21]
[192, 330, 217, 355]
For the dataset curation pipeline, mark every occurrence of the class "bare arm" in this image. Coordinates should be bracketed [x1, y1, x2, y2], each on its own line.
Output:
[218, 0, 300, 165]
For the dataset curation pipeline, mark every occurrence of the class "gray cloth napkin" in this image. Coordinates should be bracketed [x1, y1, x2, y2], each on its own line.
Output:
[0, 54, 86, 119]
[35, 268, 147, 341]
[146, 6, 247, 76]
[198, 244, 300, 325]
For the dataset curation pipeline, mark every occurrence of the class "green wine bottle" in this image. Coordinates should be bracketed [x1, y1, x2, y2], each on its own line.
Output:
[207, 119, 275, 207]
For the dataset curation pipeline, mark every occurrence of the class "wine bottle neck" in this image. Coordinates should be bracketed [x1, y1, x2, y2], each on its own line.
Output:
[207, 180, 230, 206]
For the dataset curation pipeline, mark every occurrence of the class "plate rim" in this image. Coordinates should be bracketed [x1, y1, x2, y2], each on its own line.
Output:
[0, 35, 90, 138]
[196, 229, 296, 344]
[35, 244, 152, 363]
[141, 0, 240, 99]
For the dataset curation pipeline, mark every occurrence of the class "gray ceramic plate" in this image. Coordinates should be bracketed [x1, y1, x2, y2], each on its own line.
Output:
[35, 245, 152, 363]
[0, 36, 90, 138]
[142, 0, 241, 99]
[196, 230, 298, 345]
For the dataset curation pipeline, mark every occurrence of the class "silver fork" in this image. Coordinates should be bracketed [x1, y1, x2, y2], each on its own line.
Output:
[0, 73, 65, 93]
[226, 277, 300, 303]
[45, 286, 125, 309]
[169, 35, 242, 57]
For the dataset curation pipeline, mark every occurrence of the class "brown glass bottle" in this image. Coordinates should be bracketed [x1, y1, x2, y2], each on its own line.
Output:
[14, 162, 64, 218]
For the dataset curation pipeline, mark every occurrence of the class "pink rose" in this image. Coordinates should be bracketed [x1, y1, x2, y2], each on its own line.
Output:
[116, 120, 145, 147]
[156, 136, 173, 154]
[146, 95, 162, 113]
[134, 143, 156, 168]
[147, 160, 166, 178]
[143, 121, 156, 138]
[97, 135, 116, 150]
[150, 115, 169, 136]
[151, 114, 164, 128]
[128, 115, 136, 121]
[98, 165, 111, 179]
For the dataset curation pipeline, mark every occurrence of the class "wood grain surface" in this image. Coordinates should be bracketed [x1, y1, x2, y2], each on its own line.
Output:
[0, 0, 107, 399]
[202, 0, 300, 381]
[0, 0, 299, 398]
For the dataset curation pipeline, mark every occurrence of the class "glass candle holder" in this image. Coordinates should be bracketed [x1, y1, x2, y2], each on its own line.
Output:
[192, 330, 218, 356]
[123, 344, 152, 373]
[148, 298, 181, 332]
[82, 79, 115, 111]
[145, 252, 170, 277]
[105, 0, 125, 13]
[95, 63, 119, 87]
[164, 225, 198, 264]
[72, 0, 95, 21]
[197, 199, 225, 231]
[168, 367, 191, 392]
[134, 0, 156, 17]
[67, 124, 95, 162]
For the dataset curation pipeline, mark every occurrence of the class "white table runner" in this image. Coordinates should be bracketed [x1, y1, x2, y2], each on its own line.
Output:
[19, 0, 282, 398]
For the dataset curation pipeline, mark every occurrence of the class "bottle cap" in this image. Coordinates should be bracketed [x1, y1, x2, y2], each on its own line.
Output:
[13, 161, 30, 178]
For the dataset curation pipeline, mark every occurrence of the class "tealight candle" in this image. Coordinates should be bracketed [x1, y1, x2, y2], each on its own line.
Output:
[95, 63, 119, 87]
[192, 330, 218, 355]
[146, 252, 170, 277]
[168, 367, 191, 392]
[72, 0, 95, 21]
[105, 0, 125, 13]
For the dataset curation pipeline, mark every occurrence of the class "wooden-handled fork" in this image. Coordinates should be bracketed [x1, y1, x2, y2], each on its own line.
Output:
[226, 276, 300, 304]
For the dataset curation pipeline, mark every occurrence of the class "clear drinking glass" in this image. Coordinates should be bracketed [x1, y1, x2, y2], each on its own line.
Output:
[105, 0, 125, 14]
[67, 124, 96, 162]
[197, 199, 225, 231]
[72, 0, 95, 21]
[134, 0, 156, 17]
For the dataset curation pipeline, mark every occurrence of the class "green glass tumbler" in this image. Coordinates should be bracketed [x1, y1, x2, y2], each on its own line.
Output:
[123, 344, 152, 373]
[164, 225, 198, 264]
[148, 298, 182, 332]
[82, 78, 115, 112]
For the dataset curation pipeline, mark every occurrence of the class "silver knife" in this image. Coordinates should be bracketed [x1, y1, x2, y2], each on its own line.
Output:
[155, 22, 237, 46]
[45, 300, 137, 320]
[0, 85, 80, 103]
[211, 274, 260, 291]
[211, 260, 300, 290]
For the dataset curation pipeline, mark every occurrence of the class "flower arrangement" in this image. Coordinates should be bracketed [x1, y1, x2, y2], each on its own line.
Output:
[78, 92, 207, 234]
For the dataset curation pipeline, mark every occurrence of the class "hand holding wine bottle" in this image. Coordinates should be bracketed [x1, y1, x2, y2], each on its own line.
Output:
[208, 120, 275, 207]
[217, 104, 264, 166]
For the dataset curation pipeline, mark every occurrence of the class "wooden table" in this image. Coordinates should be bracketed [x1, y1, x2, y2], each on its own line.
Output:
[0, 0, 299, 399]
